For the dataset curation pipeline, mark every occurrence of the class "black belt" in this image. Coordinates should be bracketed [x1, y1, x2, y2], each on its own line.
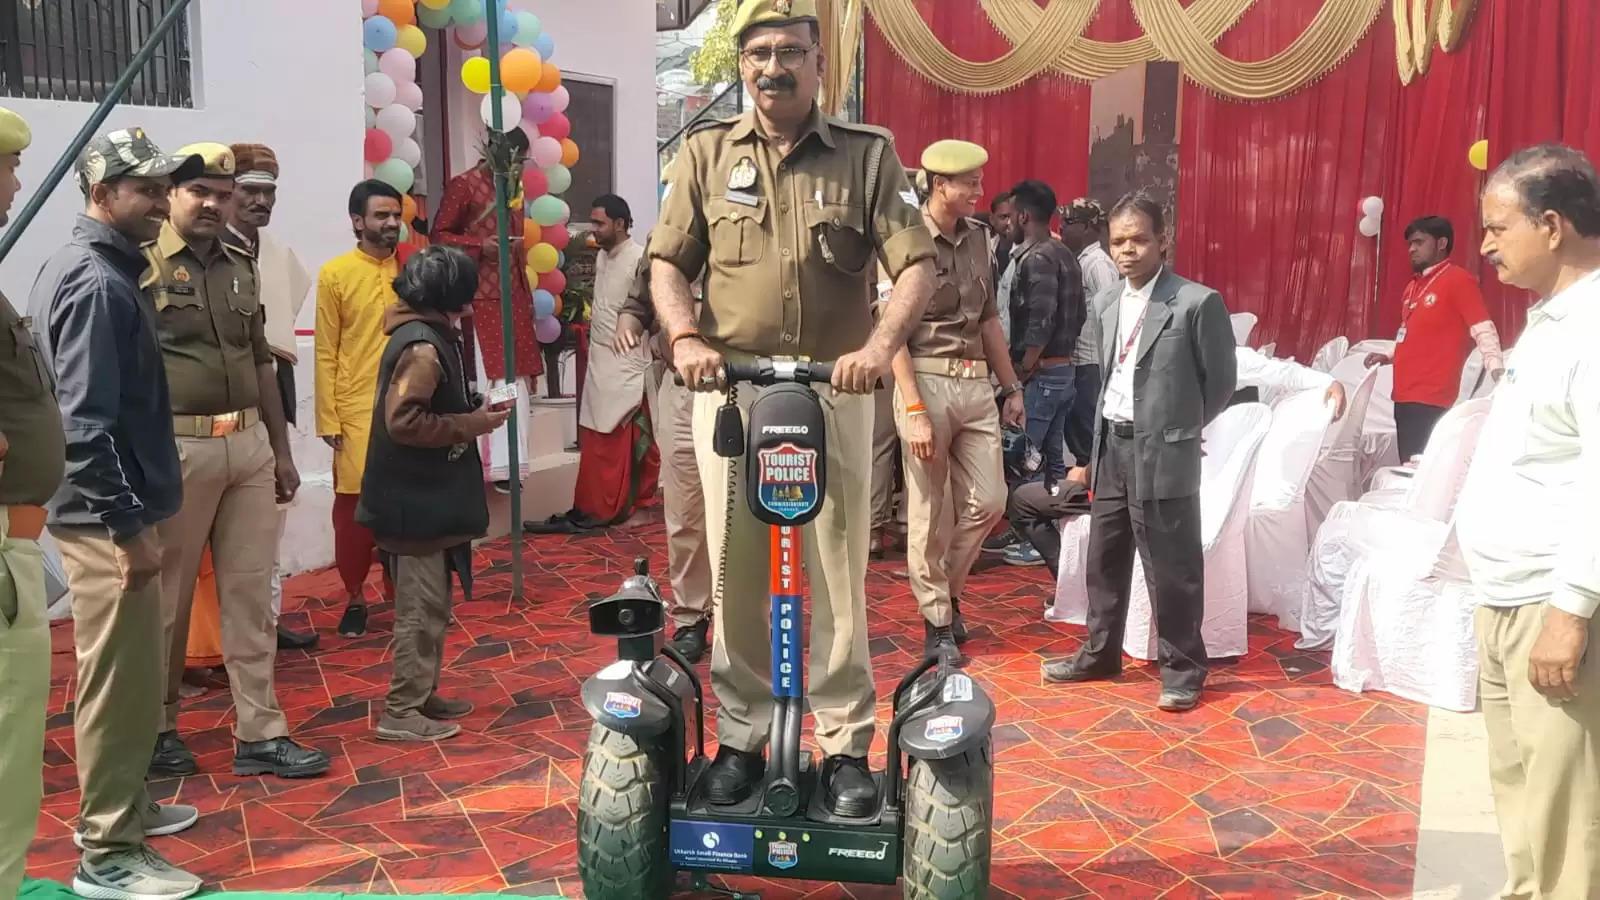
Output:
[1107, 420, 1136, 439]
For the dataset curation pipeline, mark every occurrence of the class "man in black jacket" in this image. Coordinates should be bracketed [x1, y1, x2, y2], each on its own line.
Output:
[31, 128, 206, 900]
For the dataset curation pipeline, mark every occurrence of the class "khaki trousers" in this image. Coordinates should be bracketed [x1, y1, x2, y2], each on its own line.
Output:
[692, 388, 876, 758]
[870, 385, 899, 531]
[1477, 602, 1600, 900]
[647, 364, 712, 626]
[158, 422, 287, 741]
[53, 524, 160, 859]
[895, 374, 1006, 626]
[386, 552, 452, 718]
[0, 510, 50, 894]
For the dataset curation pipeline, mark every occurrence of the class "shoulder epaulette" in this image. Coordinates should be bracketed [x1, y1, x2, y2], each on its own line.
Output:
[684, 115, 739, 140]
[829, 118, 894, 144]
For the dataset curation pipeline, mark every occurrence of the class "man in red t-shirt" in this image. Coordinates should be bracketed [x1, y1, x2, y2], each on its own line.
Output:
[1367, 216, 1505, 460]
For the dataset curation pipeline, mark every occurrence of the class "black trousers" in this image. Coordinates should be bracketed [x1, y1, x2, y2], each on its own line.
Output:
[1076, 428, 1208, 692]
[1006, 479, 1091, 577]
[1066, 364, 1101, 467]
[275, 356, 296, 426]
[1394, 401, 1449, 462]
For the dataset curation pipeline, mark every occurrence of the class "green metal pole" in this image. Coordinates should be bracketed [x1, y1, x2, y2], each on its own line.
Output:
[484, 1, 524, 601]
[0, 0, 194, 264]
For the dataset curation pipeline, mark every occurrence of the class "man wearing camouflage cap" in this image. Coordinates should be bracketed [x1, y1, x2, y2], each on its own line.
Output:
[143, 143, 328, 783]
[32, 125, 203, 900]
[651, 0, 938, 816]
[0, 104, 65, 900]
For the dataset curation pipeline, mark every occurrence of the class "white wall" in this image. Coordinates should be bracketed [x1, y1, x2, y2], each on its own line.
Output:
[443, 0, 659, 232]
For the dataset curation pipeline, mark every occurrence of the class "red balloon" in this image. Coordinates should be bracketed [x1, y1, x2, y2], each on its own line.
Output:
[537, 268, 567, 294]
[363, 129, 393, 164]
[521, 167, 548, 197]
[542, 112, 571, 142]
[541, 223, 570, 250]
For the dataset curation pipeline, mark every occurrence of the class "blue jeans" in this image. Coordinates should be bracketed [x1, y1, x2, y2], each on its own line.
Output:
[1067, 364, 1101, 468]
[1023, 363, 1075, 482]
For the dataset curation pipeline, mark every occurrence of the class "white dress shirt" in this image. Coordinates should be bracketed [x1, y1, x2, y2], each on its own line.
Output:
[1103, 267, 1161, 423]
[1235, 346, 1332, 407]
[1456, 269, 1600, 617]
[1075, 242, 1118, 366]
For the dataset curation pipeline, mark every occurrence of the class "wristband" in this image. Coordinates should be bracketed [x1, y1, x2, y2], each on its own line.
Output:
[907, 409, 929, 419]
[670, 330, 704, 350]
[905, 402, 927, 414]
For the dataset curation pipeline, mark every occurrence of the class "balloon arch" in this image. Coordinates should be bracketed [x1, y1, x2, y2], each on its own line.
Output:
[360, 0, 577, 339]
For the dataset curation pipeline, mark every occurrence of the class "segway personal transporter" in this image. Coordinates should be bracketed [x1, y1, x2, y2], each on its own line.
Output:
[576, 358, 996, 899]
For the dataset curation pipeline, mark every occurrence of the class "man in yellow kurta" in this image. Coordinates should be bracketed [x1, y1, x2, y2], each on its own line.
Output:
[316, 179, 405, 637]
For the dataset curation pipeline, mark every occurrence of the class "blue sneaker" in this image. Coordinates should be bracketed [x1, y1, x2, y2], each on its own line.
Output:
[1003, 543, 1045, 567]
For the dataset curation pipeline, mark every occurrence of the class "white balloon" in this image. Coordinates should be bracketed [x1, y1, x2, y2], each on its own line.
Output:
[364, 72, 397, 109]
[480, 92, 523, 130]
[393, 137, 423, 168]
[1357, 215, 1381, 238]
[1360, 196, 1384, 218]
[375, 103, 416, 140]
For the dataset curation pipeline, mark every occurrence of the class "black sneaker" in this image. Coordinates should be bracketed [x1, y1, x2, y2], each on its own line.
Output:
[232, 737, 331, 778]
[337, 604, 367, 638]
[670, 619, 710, 664]
[981, 528, 1016, 553]
[149, 730, 197, 778]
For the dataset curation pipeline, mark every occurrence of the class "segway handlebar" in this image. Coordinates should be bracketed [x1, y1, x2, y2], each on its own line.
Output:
[673, 358, 835, 388]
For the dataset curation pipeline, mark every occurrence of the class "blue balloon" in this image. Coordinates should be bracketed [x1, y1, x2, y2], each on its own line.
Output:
[533, 32, 554, 61]
[533, 289, 556, 318]
[363, 16, 398, 53]
[499, 8, 519, 41]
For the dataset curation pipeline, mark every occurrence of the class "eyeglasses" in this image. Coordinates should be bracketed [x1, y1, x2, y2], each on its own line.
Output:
[740, 44, 817, 70]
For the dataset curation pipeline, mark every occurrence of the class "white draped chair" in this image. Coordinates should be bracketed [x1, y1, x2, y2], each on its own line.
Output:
[1244, 389, 1340, 632]
[1257, 341, 1277, 358]
[1311, 336, 1349, 373]
[1230, 312, 1258, 347]
[1346, 338, 1395, 361]
[1297, 398, 1491, 658]
[1367, 351, 1498, 491]
[1329, 357, 1398, 481]
[1050, 405, 1272, 663]
[1303, 366, 1381, 536]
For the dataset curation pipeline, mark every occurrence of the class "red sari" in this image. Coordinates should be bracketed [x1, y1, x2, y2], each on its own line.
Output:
[433, 166, 543, 379]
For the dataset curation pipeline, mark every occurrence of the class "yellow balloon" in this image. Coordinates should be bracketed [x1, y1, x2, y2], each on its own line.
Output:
[1468, 139, 1489, 171]
[420, 0, 450, 8]
[461, 56, 491, 95]
[395, 24, 427, 57]
[529, 242, 560, 274]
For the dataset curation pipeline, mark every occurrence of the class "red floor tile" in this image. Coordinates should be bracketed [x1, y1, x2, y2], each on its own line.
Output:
[27, 520, 1426, 896]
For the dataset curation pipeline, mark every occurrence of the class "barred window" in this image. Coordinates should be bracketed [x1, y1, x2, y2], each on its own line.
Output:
[0, 0, 194, 108]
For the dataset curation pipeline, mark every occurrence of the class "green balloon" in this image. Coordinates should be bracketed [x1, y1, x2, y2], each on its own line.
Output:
[417, 4, 453, 28]
[529, 194, 565, 227]
[545, 164, 572, 195]
[374, 158, 416, 193]
[449, 0, 484, 24]
[364, 50, 379, 75]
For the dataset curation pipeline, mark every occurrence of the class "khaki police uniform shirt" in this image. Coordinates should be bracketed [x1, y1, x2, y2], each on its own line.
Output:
[908, 207, 996, 361]
[0, 290, 65, 506]
[650, 106, 936, 362]
[144, 221, 270, 416]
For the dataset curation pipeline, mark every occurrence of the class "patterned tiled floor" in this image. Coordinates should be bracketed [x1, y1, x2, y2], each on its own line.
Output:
[28, 515, 1425, 897]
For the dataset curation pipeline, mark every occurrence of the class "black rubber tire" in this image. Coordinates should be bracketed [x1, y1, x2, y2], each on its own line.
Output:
[576, 724, 673, 900]
[901, 739, 994, 900]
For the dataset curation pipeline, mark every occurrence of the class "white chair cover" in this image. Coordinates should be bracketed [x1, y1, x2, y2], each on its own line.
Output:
[1258, 341, 1277, 358]
[1304, 366, 1380, 536]
[1298, 398, 1491, 653]
[1230, 312, 1258, 347]
[1048, 516, 1093, 625]
[1122, 403, 1272, 661]
[1346, 338, 1396, 360]
[1311, 336, 1349, 373]
[1244, 389, 1338, 632]
[1330, 358, 1398, 482]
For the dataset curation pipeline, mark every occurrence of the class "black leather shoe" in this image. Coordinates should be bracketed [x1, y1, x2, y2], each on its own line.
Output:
[923, 621, 964, 666]
[149, 731, 197, 778]
[821, 755, 878, 818]
[232, 737, 331, 778]
[1157, 687, 1202, 712]
[276, 623, 319, 651]
[703, 746, 764, 806]
[1041, 656, 1120, 684]
[670, 619, 710, 664]
[950, 598, 969, 644]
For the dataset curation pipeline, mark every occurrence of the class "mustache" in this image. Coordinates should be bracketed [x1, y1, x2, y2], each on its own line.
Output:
[756, 73, 797, 92]
[1486, 253, 1505, 268]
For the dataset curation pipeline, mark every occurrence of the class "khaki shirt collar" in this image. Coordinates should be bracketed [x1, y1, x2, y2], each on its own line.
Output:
[157, 220, 233, 265]
[728, 103, 836, 150]
[921, 205, 978, 249]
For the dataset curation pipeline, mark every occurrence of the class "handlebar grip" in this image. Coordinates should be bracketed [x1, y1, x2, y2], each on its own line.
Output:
[671, 358, 836, 388]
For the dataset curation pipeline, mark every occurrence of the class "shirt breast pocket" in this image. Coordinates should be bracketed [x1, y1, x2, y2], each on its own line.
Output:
[708, 197, 768, 268]
[0, 320, 49, 399]
[226, 269, 260, 318]
[806, 202, 871, 275]
[153, 286, 207, 339]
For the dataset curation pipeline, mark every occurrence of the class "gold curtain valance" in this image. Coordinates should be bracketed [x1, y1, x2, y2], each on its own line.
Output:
[862, 0, 1481, 101]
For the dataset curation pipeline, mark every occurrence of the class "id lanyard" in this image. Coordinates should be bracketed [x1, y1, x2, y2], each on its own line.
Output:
[1401, 263, 1451, 335]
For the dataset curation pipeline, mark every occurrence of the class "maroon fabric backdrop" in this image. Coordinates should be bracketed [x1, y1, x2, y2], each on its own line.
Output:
[864, 0, 1600, 360]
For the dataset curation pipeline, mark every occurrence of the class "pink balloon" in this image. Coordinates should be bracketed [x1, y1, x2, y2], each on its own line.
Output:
[395, 79, 424, 111]
[534, 316, 563, 344]
[541, 112, 571, 142]
[361, 0, 379, 15]
[379, 48, 416, 84]
[364, 128, 394, 164]
[550, 85, 570, 114]
[522, 92, 556, 125]
[521, 167, 548, 196]
[517, 120, 540, 145]
[455, 19, 488, 46]
[531, 136, 563, 169]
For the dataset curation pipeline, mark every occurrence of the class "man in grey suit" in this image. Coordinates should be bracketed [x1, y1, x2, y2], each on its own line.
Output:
[1042, 193, 1237, 711]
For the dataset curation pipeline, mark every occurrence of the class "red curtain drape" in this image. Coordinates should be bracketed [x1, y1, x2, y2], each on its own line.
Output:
[863, 0, 1600, 360]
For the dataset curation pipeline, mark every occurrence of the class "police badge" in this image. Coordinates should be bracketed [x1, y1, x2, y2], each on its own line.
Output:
[774, 0, 793, 13]
[729, 158, 757, 191]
